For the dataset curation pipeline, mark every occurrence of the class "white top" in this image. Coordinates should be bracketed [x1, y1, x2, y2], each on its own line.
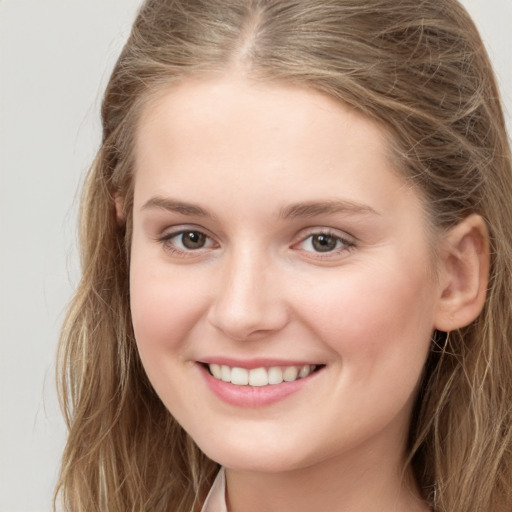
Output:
[200, 468, 228, 512]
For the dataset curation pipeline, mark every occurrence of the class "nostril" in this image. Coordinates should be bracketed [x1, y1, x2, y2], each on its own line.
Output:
[206, 267, 290, 341]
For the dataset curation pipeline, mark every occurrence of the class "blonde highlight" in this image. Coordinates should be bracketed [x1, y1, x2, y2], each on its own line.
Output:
[55, 1, 512, 511]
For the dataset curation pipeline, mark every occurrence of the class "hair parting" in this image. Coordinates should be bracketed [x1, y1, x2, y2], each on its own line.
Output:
[55, 1, 512, 511]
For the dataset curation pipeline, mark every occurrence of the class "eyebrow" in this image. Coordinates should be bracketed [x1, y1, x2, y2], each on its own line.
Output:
[141, 196, 215, 218]
[141, 196, 378, 220]
[279, 200, 378, 219]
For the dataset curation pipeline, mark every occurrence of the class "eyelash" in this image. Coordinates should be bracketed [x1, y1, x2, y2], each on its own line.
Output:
[158, 229, 217, 256]
[293, 230, 356, 258]
[158, 228, 356, 258]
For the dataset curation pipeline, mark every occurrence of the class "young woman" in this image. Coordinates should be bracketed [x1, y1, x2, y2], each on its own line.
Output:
[55, 1, 512, 511]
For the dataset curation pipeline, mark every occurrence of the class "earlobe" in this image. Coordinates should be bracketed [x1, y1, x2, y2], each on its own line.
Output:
[433, 214, 489, 332]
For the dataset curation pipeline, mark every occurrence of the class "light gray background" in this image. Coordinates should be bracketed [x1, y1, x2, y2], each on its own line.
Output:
[0, 1, 511, 511]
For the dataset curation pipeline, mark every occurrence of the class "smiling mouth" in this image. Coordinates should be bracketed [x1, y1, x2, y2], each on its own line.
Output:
[203, 363, 324, 387]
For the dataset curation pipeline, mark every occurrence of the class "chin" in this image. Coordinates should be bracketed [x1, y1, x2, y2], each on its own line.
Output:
[196, 437, 316, 473]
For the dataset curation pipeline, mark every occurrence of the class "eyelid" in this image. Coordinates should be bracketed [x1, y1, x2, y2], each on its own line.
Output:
[291, 227, 356, 256]
[155, 224, 356, 259]
[158, 225, 219, 256]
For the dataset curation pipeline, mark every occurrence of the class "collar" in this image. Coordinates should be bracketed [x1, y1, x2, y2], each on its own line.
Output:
[201, 468, 227, 512]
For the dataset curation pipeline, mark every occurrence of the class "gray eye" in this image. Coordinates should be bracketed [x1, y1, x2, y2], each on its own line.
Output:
[311, 234, 339, 252]
[181, 231, 207, 249]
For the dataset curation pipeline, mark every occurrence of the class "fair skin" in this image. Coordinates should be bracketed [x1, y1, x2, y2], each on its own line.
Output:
[127, 74, 488, 512]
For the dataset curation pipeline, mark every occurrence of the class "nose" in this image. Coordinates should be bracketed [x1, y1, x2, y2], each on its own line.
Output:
[207, 247, 289, 341]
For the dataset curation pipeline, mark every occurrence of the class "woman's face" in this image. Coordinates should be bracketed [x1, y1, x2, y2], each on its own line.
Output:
[129, 75, 443, 474]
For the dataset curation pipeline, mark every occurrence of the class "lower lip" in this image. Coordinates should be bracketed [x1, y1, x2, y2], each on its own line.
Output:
[198, 364, 322, 407]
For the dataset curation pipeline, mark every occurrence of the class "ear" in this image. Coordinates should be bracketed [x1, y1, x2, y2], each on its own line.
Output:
[433, 214, 489, 332]
[114, 192, 126, 225]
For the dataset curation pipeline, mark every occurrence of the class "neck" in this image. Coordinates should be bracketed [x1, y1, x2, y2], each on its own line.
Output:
[224, 436, 429, 512]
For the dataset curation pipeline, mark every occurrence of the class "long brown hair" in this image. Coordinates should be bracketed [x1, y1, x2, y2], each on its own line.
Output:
[55, 1, 512, 511]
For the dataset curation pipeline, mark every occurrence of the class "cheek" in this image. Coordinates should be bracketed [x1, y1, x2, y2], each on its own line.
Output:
[298, 260, 436, 379]
[129, 255, 209, 359]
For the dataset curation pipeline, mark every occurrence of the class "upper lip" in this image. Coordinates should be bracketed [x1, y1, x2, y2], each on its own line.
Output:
[197, 357, 323, 369]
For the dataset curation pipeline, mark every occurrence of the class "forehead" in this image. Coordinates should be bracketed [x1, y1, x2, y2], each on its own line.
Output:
[132, 74, 422, 222]
[137, 76, 393, 168]
[138, 74, 389, 148]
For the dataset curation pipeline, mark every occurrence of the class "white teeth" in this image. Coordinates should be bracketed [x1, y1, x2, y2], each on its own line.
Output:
[221, 365, 231, 382]
[283, 366, 298, 382]
[299, 365, 310, 378]
[210, 364, 222, 379]
[249, 367, 268, 386]
[231, 367, 249, 385]
[268, 367, 283, 385]
[208, 364, 317, 386]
